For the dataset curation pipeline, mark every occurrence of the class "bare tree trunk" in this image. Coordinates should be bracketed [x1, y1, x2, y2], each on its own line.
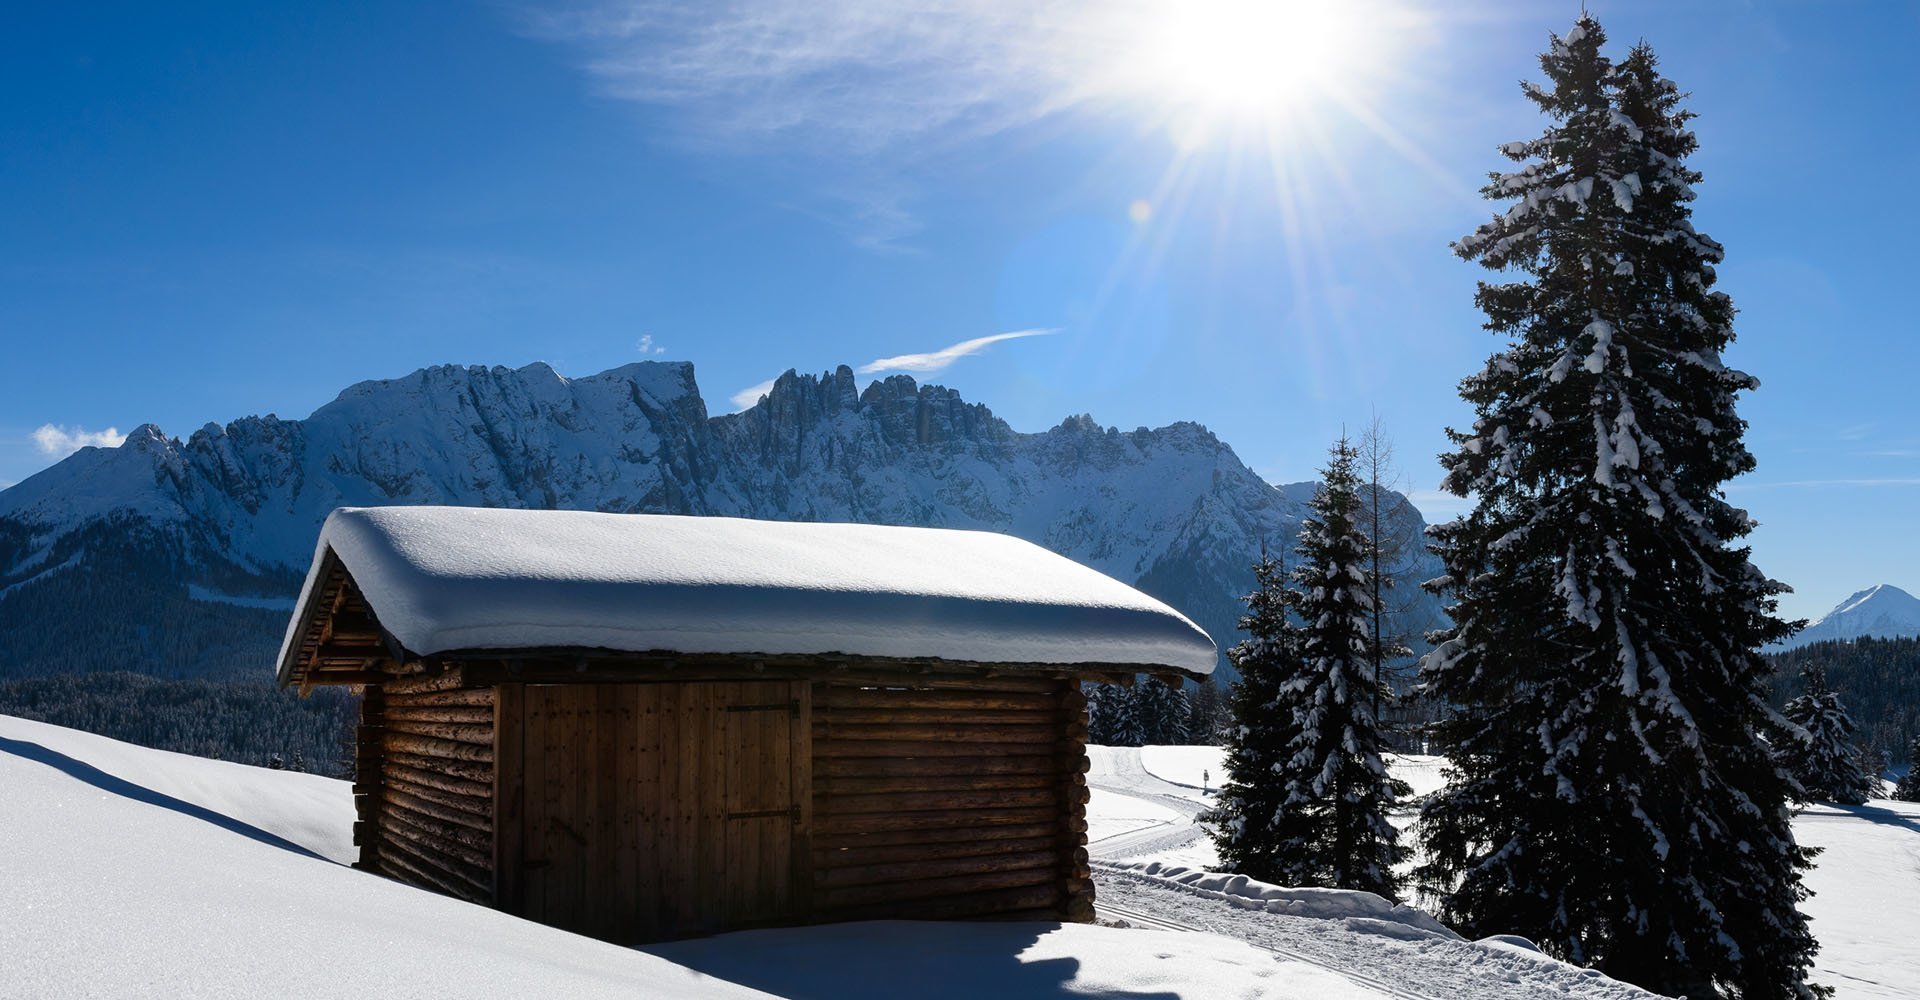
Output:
[1360, 415, 1394, 720]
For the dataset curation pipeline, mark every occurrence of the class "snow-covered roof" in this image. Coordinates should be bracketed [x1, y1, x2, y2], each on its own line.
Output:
[276, 506, 1215, 681]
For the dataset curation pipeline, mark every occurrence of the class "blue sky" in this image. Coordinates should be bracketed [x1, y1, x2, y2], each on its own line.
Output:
[2, 1, 1915, 622]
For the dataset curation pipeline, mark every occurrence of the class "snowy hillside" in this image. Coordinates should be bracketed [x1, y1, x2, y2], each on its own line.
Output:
[1085, 744, 1920, 1000]
[5, 714, 1623, 999]
[0, 361, 1445, 680]
[1776, 584, 1920, 650]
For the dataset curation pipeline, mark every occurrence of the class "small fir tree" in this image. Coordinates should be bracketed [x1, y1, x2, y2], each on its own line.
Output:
[1893, 737, 1920, 803]
[1208, 552, 1312, 885]
[1417, 15, 1823, 998]
[1271, 438, 1407, 899]
[1781, 668, 1875, 805]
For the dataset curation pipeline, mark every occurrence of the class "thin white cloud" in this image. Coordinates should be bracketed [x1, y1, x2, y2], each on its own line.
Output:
[517, 1, 1113, 157]
[729, 378, 780, 411]
[727, 327, 1054, 414]
[858, 328, 1056, 376]
[512, 1, 1207, 246]
[637, 334, 665, 354]
[1730, 478, 1920, 491]
[31, 424, 126, 458]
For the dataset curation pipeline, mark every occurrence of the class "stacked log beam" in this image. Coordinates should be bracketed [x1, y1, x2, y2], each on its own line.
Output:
[351, 686, 386, 870]
[809, 677, 1088, 923]
[1057, 684, 1095, 922]
[370, 675, 497, 904]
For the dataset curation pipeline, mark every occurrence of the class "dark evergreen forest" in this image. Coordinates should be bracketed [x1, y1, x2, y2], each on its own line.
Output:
[1767, 636, 1920, 767]
[0, 671, 356, 775]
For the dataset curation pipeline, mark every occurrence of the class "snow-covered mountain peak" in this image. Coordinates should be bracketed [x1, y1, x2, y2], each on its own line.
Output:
[1776, 583, 1920, 650]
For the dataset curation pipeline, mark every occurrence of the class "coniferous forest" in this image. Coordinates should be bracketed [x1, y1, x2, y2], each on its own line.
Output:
[0, 672, 355, 775]
[1768, 636, 1920, 768]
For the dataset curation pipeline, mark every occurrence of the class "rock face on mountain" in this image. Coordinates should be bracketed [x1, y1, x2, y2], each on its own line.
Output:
[1774, 584, 1920, 651]
[0, 361, 1445, 680]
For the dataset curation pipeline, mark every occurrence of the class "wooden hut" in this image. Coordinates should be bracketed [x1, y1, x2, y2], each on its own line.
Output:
[276, 506, 1215, 943]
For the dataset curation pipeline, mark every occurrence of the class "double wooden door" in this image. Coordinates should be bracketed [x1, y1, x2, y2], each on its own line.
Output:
[501, 681, 807, 942]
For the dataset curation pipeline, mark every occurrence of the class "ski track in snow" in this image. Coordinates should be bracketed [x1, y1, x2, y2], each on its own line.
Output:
[1094, 870, 1660, 1000]
[1086, 745, 1211, 859]
[1088, 746, 1657, 999]
[1097, 744, 1920, 1000]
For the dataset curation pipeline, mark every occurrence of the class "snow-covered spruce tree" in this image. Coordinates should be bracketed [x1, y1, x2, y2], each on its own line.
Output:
[1780, 667, 1875, 805]
[1109, 682, 1148, 747]
[1208, 553, 1313, 886]
[1274, 438, 1407, 899]
[1087, 683, 1126, 746]
[1416, 16, 1823, 999]
[1136, 676, 1190, 745]
[1894, 736, 1920, 803]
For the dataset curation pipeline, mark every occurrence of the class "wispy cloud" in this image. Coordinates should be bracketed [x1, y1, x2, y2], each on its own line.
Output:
[727, 327, 1055, 412]
[1835, 421, 1878, 442]
[31, 424, 126, 458]
[518, 1, 1109, 156]
[858, 328, 1056, 376]
[637, 334, 665, 355]
[513, 1, 1180, 246]
[1729, 478, 1920, 491]
[729, 378, 779, 411]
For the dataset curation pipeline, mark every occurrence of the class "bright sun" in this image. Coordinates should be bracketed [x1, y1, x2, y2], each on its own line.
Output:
[1144, 0, 1366, 117]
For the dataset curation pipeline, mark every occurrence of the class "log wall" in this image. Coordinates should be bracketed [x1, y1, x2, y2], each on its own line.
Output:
[360, 675, 497, 905]
[809, 676, 1093, 923]
[351, 667, 1099, 936]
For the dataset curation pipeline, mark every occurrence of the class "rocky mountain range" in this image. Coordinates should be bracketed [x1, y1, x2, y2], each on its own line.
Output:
[0, 361, 1446, 682]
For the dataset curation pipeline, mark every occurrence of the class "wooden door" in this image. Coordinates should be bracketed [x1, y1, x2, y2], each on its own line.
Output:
[509, 680, 805, 942]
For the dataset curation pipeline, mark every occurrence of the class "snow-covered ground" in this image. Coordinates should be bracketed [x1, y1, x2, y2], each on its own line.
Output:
[0, 714, 1508, 1000]
[5, 714, 1905, 999]
[1088, 743, 1920, 1000]
[1793, 800, 1920, 999]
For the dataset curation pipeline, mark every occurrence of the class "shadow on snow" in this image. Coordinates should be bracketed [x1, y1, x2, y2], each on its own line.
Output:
[0, 735, 330, 862]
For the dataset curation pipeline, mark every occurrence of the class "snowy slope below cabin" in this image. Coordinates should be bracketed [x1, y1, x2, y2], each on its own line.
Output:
[0, 715, 1484, 999]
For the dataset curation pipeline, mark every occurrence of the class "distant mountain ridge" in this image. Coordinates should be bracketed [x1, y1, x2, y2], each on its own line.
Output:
[0, 361, 1447, 681]
[1774, 584, 1920, 651]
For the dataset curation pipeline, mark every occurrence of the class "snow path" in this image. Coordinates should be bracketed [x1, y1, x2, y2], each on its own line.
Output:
[1093, 869, 1661, 1000]
[1795, 799, 1920, 999]
[1086, 746, 1210, 859]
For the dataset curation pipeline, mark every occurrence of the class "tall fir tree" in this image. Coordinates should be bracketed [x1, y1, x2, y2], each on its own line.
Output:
[1208, 552, 1312, 885]
[1780, 667, 1875, 805]
[1894, 737, 1920, 803]
[1416, 16, 1823, 999]
[1273, 438, 1407, 899]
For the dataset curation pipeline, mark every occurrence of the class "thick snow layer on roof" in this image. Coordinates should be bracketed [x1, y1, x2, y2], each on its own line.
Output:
[282, 506, 1216, 675]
